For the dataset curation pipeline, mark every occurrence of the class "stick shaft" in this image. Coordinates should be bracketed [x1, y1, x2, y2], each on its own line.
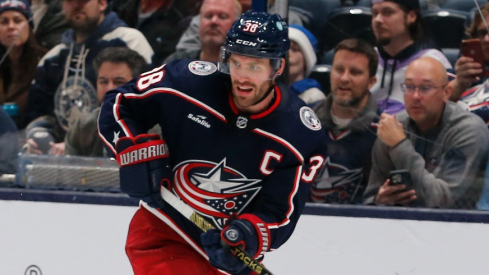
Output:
[154, 188, 274, 275]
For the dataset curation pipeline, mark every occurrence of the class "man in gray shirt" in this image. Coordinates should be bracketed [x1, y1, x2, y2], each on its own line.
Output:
[364, 56, 489, 209]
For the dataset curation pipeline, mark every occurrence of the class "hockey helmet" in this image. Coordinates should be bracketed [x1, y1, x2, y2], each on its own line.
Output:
[219, 10, 290, 79]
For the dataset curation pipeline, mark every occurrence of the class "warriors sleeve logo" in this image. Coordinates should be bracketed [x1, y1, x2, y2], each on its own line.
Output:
[172, 159, 262, 229]
[299, 106, 322, 131]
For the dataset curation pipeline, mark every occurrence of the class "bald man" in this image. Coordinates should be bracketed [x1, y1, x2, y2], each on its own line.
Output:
[363, 57, 489, 209]
[164, 0, 242, 63]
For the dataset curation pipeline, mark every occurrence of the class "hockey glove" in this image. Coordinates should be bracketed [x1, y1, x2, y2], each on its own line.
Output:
[116, 134, 171, 209]
[201, 215, 269, 273]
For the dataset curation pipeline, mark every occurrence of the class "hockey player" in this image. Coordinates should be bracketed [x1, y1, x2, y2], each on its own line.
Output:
[98, 10, 328, 275]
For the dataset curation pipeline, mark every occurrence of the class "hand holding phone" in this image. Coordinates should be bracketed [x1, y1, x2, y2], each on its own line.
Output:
[461, 38, 486, 78]
[388, 169, 413, 191]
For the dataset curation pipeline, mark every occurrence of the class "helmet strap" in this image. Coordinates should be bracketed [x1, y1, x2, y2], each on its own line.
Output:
[250, 62, 282, 106]
[252, 82, 276, 106]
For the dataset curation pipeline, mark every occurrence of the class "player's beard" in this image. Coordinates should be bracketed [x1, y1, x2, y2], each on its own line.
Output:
[232, 79, 272, 109]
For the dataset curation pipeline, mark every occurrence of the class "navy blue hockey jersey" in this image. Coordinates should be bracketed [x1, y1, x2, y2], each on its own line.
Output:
[311, 96, 380, 204]
[98, 60, 328, 263]
[460, 81, 489, 127]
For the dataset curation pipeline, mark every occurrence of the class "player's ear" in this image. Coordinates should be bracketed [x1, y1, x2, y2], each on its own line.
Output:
[275, 58, 286, 77]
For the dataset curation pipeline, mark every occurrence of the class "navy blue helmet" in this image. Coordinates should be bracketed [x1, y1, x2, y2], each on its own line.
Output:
[225, 10, 290, 58]
[219, 10, 290, 77]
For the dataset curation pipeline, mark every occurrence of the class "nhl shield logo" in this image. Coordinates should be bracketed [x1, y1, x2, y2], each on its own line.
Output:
[299, 106, 322, 131]
[236, 116, 248, 129]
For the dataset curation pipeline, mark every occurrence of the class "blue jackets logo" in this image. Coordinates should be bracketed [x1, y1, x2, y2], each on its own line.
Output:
[172, 159, 262, 229]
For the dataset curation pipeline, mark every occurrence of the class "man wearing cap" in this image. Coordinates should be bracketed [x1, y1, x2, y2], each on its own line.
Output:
[311, 38, 380, 204]
[23, 0, 154, 155]
[370, 0, 452, 114]
[288, 25, 326, 105]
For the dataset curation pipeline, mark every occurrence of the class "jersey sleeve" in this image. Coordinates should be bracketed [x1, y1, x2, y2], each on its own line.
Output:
[254, 151, 326, 250]
[243, 110, 328, 251]
[98, 64, 169, 156]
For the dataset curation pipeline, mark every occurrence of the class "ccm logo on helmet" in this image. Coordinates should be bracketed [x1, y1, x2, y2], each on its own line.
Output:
[236, 39, 257, 47]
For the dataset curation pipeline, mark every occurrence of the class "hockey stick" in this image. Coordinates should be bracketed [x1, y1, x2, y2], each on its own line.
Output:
[141, 187, 274, 275]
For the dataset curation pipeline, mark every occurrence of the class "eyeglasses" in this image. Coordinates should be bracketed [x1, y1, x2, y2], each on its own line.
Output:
[400, 83, 445, 95]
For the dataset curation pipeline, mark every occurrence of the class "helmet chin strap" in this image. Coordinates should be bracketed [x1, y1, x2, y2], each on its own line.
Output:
[252, 83, 276, 106]
[250, 69, 281, 106]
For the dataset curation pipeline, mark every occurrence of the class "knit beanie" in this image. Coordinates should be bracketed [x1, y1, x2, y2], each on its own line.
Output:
[0, 0, 31, 22]
[288, 25, 317, 77]
[371, 0, 420, 10]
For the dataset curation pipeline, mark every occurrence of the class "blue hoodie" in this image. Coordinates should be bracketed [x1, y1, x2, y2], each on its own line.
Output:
[25, 12, 153, 137]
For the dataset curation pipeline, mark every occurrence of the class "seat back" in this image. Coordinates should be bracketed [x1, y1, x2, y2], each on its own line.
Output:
[442, 0, 486, 12]
[309, 64, 332, 96]
[289, 0, 342, 52]
[325, 6, 375, 51]
[422, 9, 469, 49]
[441, 48, 460, 68]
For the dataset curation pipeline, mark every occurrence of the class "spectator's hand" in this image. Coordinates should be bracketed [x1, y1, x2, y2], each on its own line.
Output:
[375, 179, 417, 206]
[23, 138, 43, 155]
[377, 113, 406, 147]
[49, 142, 65, 155]
[454, 56, 482, 88]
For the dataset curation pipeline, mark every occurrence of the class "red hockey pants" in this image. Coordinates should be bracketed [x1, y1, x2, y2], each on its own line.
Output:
[125, 207, 222, 275]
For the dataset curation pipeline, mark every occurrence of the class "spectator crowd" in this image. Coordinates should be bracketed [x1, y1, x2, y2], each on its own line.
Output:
[1, 0, 489, 211]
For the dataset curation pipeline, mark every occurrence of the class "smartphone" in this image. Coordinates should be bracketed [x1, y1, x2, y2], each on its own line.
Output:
[388, 169, 413, 190]
[461, 38, 486, 77]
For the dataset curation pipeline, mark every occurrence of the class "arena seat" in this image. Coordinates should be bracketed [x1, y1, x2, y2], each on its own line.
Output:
[357, 0, 429, 10]
[442, 0, 486, 12]
[324, 6, 375, 51]
[289, 0, 342, 52]
[355, 0, 371, 8]
[321, 49, 335, 65]
[441, 48, 461, 68]
[422, 9, 469, 49]
[309, 64, 332, 96]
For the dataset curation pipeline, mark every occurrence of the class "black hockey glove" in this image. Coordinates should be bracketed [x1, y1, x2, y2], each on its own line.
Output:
[115, 134, 171, 209]
[201, 215, 269, 273]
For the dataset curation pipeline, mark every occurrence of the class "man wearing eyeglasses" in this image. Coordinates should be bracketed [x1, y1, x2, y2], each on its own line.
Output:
[363, 56, 489, 209]
[370, 0, 452, 115]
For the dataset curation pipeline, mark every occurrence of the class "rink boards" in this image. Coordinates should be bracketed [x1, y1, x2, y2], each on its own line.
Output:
[1, 188, 488, 275]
